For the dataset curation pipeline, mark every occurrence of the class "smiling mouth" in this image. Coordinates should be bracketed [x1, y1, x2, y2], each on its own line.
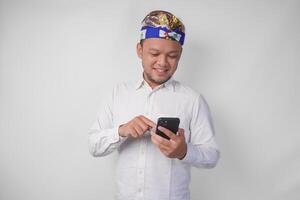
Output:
[154, 68, 168, 73]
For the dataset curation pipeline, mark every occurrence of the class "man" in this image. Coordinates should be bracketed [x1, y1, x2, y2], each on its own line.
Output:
[88, 10, 220, 200]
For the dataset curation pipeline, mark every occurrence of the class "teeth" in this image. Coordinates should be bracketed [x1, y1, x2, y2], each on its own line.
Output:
[155, 69, 166, 72]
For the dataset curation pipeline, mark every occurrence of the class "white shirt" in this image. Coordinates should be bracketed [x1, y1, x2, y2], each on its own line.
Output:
[88, 76, 220, 200]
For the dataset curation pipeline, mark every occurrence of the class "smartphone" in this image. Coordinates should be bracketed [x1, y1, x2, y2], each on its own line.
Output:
[156, 117, 180, 140]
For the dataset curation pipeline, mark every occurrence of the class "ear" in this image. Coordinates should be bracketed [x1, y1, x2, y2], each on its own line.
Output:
[136, 43, 143, 59]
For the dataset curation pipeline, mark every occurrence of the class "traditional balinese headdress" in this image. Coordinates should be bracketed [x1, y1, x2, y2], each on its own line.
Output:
[140, 10, 185, 45]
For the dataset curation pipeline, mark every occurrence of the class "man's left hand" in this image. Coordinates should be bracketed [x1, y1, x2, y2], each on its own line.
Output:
[151, 126, 187, 160]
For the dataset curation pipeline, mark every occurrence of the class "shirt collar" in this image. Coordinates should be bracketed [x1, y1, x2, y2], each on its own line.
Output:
[135, 74, 175, 92]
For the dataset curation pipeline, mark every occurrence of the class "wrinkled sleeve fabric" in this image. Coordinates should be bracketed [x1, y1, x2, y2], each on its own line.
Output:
[181, 94, 220, 168]
[88, 85, 127, 157]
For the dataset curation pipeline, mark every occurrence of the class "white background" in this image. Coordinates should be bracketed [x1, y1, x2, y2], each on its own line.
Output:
[1, 0, 299, 199]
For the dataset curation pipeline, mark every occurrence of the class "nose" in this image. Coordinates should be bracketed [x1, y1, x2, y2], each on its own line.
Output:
[157, 55, 167, 67]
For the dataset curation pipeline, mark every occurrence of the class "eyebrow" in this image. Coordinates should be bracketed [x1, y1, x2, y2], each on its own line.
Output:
[148, 48, 179, 54]
[149, 48, 160, 52]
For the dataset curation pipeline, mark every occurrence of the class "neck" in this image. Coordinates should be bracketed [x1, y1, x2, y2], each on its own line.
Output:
[142, 73, 160, 89]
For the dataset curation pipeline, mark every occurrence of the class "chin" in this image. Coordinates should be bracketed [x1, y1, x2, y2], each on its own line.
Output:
[153, 76, 171, 84]
[144, 71, 172, 85]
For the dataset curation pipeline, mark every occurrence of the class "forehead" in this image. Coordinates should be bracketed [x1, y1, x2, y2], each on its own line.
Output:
[142, 38, 182, 52]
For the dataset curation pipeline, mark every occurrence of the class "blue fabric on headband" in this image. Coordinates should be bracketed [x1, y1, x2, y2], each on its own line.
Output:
[140, 26, 185, 45]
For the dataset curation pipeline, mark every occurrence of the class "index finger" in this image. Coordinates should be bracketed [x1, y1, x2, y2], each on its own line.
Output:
[139, 115, 156, 128]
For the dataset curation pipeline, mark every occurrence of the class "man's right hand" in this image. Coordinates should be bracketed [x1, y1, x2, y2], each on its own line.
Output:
[118, 115, 156, 138]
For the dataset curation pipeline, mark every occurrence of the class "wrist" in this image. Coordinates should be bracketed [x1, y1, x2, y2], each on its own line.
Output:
[178, 143, 187, 160]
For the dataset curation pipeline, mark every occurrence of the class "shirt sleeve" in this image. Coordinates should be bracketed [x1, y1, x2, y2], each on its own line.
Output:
[180, 94, 220, 168]
[88, 85, 127, 157]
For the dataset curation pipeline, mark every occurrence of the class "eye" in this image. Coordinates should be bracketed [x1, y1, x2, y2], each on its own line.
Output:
[151, 53, 159, 57]
[168, 54, 178, 59]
